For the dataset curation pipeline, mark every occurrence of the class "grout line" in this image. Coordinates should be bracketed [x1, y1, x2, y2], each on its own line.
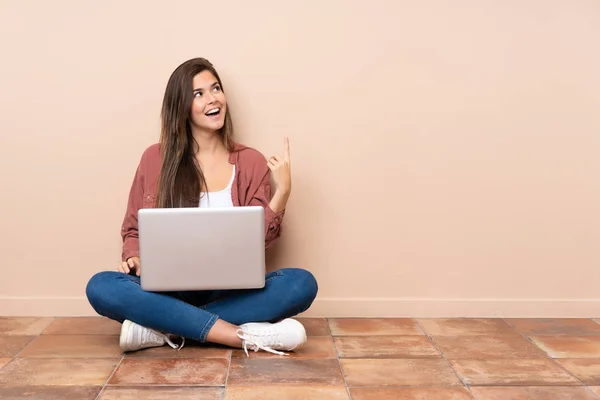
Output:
[503, 318, 600, 399]
[326, 317, 353, 400]
[95, 354, 125, 400]
[414, 319, 478, 400]
[11, 317, 57, 360]
[325, 317, 333, 336]
[37, 317, 57, 335]
[1, 333, 40, 373]
[10, 336, 38, 360]
[223, 348, 232, 399]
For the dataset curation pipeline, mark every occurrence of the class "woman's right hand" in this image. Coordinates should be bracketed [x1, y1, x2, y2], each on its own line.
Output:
[118, 256, 140, 276]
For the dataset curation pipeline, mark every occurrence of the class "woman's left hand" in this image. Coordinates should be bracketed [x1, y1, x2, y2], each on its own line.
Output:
[268, 136, 292, 196]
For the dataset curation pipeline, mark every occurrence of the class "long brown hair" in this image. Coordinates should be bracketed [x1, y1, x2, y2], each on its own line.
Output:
[156, 58, 235, 208]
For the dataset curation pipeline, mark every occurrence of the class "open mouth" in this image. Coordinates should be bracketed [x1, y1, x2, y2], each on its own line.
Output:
[205, 107, 221, 117]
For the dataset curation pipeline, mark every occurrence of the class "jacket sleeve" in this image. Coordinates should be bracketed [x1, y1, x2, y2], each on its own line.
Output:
[248, 162, 286, 250]
[120, 157, 145, 261]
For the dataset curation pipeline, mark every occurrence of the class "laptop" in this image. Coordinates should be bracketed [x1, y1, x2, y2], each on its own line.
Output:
[137, 206, 266, 291]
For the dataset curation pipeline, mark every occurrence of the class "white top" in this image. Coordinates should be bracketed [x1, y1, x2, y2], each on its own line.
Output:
[199, 165, 235, 208]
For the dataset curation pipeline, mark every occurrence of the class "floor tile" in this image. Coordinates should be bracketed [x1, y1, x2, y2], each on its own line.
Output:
[0, 336, 35, 357]
[225, 385, 350, 399]
[0, 317, 54, 335]
[126, 344, 230, 359]
[108, 358, 228, 386]
[507, 318, 600, 336]
[341, 359, 461, 387]
[350, 388, 473, 400]
[0, 358, 119, 385]
[433, 335, 547, 359]
[99, 386, 224, 399]
[470, 386, 597, 400]
[297, 318, 330, 336]
[531, 336, 600, 358]
[228, 358, 343, 385]
[450, 359, 580, 386]
[589, 386, 600, 395]
[554, 359, 600, 385]
[417, 318, 516, 337]
[335, 336, 440, 358]
[18, 334, 122, 358]
[328, 318, 422, 336]
[0, 386, 101, 399]
[232, 336, 336, 359]
[43, 317, 121, 335]
[0, 358, 11, 369]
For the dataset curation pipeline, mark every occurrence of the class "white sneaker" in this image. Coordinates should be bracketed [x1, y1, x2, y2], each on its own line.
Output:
[119, 320, 184, 352]
[236, 318, 307, 356]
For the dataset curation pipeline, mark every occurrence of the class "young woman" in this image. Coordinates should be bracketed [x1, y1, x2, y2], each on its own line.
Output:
[85, 58, 318, 355]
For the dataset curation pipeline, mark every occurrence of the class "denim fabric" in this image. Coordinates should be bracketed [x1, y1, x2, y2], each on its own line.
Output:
[85, 268, 318, 342]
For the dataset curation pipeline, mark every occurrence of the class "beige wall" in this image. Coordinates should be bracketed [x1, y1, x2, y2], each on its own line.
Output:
[1, 0, 599, 317]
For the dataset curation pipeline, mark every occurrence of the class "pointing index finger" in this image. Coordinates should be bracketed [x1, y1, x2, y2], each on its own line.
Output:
[284, 136, 290, 161]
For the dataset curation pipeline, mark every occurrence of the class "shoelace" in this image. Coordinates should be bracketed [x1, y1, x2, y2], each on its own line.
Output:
[236, 328, 288, 356]
[145, 329, 185, 351]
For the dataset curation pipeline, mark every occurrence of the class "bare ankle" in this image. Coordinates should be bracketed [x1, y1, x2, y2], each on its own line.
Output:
[205, 319, 243, 348]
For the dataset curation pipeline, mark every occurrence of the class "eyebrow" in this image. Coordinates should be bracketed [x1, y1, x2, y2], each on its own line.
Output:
[193, 82, 220, 94]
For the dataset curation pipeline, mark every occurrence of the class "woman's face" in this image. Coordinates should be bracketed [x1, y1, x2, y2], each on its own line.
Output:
[189, 70, 227, 133]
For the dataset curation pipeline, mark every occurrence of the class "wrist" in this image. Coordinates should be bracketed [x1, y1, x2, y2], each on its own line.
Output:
[273, 190, 290, 206]
[270, 189, 290, 214]
[274, 187, 291, 199]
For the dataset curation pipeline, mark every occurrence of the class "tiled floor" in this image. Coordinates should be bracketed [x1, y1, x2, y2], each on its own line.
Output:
[1, 317, 600, 399]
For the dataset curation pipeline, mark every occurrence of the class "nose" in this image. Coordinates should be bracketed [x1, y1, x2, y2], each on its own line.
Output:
[205, 91, 216, 104]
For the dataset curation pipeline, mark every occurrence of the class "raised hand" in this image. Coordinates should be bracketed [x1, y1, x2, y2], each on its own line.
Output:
[267, 136, 291, 196]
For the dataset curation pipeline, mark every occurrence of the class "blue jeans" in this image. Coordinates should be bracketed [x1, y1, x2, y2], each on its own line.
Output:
[85, 268, 318, 342]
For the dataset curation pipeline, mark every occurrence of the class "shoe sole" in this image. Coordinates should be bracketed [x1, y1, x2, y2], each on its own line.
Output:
[119, 320, 133, 352]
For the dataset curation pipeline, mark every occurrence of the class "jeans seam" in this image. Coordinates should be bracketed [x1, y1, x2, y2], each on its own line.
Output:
[199, 314, 219, 342]
[198, 270, 283, 311]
